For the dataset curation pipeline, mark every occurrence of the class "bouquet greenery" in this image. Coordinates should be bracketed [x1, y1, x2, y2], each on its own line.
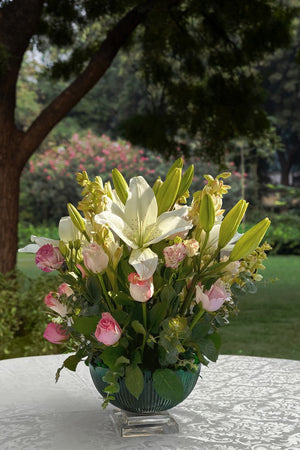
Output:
[34, 158, 270, 407]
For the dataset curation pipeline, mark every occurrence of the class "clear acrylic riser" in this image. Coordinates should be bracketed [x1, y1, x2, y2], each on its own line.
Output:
[111, 409, 179, 437]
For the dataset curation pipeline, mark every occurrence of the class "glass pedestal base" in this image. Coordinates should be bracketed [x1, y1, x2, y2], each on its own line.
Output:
[111, 410, 179, 437]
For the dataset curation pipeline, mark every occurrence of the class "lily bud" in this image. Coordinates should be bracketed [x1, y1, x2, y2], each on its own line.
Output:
[229, 218, 271, 261]
[67, 203, 86, 234]
[218, 199, 248, 249]
[112, 168, 128, 204]
[153, 177, 163, 196]
[156, 168, 182, 215]
[177, 164, 194, 200]
[59, 240, 68, 257]
[166, 157, 183, 178]
[199, 193, 215, 233]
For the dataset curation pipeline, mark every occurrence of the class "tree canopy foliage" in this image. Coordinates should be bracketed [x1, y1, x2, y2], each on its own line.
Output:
[0, 0, 295, 273]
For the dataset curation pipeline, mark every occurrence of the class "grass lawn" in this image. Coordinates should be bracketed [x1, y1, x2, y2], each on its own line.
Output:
[17, 253, 46, 278]
[219, 255, 300, 360]
[16, 254, 300, 360]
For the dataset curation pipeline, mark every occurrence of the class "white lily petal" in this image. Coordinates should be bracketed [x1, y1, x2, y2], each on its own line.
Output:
[59, 216, 82, 242]
[111, 190, 125, 212]
[125, 177, 158, 245]
[95, 211, 138, 249]
[129, 247, 158, 279]
[18, 243, 40, 253]
[220, 231, 243, 258]
[31, 235, 59, 247]
[146, 208, 192, 245]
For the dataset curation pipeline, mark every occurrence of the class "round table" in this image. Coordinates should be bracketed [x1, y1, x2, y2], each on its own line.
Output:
[0, 354, 299, 449]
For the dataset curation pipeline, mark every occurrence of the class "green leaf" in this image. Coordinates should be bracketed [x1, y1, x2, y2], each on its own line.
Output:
[149, 302, 168, 331]
[190, 321, 211, 343]
[209, 332, 222, 352]
[161, 285, 177, 304]
[153, 369, 184, 402]
[115, 355, 130, 366]
[86, 276, 102, 302]
[101, 346, 125, 370]
[113, 292, 133, 306]
[196, 337, 219, 362]
[104, 384, 120, 394]
[63, 354, 82, 372]
[125, 365, 144, 399]
[112, 310, 130, 326]
[73, 316, 99, 335]
[131, 320, 146, 335]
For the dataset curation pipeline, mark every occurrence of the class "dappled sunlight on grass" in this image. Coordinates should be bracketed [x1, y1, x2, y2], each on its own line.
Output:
[220, 256, 300, 360]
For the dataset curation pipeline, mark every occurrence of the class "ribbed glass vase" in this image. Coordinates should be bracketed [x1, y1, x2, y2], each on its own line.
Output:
[89, 364, 201, 414]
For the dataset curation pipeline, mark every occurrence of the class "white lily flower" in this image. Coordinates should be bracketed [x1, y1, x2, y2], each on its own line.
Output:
[58, 216, 82, 242]
[95, 176, 192, 279]
[200, 224, 243, 257]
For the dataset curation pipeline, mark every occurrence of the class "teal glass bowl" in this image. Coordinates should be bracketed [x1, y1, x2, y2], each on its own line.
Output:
[89, 364, 201, 414]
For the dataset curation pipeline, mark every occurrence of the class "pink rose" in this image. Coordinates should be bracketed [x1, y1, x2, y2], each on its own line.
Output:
[163, 243, 187, 269]
[44, 292, 69, 317]
[43, 323, 69, 344]
[195, 281, 229, 312]
[95, 312, 122, 346]
[57, 283, 74, 297]
[82, 242, 109, 274]
[35, 244, 65, 272]
[128, 273, 154, 302]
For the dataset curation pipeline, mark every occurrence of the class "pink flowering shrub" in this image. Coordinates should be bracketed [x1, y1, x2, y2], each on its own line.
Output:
[20, 131, 245, 226]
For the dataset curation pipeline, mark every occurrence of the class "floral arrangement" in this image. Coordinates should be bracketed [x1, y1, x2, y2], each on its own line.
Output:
[34, 158, 270, 407]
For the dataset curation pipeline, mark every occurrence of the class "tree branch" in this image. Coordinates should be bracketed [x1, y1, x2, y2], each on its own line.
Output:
[20, 2, 154, 165]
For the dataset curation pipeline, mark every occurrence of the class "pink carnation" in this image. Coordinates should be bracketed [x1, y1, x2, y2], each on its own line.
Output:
[128, 273, 154, 303]
[163, 243, 187, 269]
[43, 323, 69, 344]
[35, 244, 65, 272]
[95, 312, 122, 346]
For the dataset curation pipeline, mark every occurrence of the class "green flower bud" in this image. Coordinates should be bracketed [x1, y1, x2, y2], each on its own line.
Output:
[177, 165, 194, 200]
[156, 168, 182, 215]
[229, 218, 271, 261]
[153, 177, 163, 196]
[59, 240, 68, 257]
[112, 168, 128, 204]
[166, 157, 183, 178]
[67, 203, 86, 234]
[218, 199, 248, 249]
[199, 193, 215, 233]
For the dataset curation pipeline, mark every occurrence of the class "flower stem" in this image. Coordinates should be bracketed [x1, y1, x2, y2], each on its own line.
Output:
[141, 302, 147, 356]
[98, 274, 114, 312]
[180, 273, 200, 315]
[190, 308, 205, 330]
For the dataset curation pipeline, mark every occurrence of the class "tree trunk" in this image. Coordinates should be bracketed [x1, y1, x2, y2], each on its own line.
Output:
[277, 150, 291, 186]
[0, 155, 22, 274]
[0, 2, 154, 274]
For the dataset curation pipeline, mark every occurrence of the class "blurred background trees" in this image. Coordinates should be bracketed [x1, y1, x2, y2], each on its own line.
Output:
[0, 0, 298, 273]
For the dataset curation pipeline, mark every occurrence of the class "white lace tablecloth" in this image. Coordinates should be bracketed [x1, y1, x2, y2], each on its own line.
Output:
[0, 354, 299, 450]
